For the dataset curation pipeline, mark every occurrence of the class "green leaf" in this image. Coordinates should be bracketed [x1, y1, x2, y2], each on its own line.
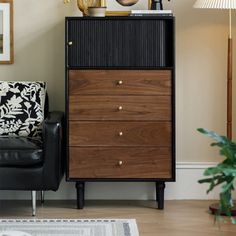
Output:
[220, 147, 235, 162]
[219, 191, 232, 217]
[197, 128, 236, 224]
[198, 178, 215, 184]
[211, 142, 224, 148]
[203, 167, 222, 176]
[222, 168, 236, 176]
[197, 128, 229, 145]
[206, 176, 228, 194]
[221, 179, 234, 194]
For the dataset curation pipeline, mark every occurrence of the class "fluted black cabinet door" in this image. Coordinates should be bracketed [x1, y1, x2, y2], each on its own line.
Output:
[66, 17, 174, 69]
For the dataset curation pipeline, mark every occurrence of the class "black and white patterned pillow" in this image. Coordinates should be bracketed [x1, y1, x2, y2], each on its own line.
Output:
[0, 81, 46, 137]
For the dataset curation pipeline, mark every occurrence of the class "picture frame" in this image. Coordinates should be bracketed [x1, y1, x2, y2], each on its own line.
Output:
[106, 0, 152, 16]
[0, 0, 13, 64]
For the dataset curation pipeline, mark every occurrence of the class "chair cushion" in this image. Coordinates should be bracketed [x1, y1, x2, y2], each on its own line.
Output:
[0, 81, 46, 137]
[0, 137, 43, 167]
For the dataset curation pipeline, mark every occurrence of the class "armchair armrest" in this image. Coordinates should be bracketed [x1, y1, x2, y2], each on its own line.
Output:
[44, 111, 64, 125]
[42, 111, 65, 190]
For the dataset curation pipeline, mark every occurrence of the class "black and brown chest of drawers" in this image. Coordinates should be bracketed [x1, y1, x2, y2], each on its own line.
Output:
[65, 17, 175, 209]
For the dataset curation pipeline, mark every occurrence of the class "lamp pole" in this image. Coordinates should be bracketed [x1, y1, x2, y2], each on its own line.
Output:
[194, 0, 234, 140]
[227, 9, 233, 140]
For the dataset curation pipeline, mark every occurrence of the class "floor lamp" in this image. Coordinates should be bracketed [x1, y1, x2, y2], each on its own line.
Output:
[194, 0, 236, 140]
[194, 0, 236, 215]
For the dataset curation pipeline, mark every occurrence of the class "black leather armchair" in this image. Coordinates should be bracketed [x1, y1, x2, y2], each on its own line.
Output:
[0, 106, 64, 216]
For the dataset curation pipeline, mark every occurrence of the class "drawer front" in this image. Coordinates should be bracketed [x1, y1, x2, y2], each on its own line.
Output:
[69, 70, 171, 95]
[69, 121, 171, 146]
[69, 147, 172, 179]
[69, 95, 171, 121]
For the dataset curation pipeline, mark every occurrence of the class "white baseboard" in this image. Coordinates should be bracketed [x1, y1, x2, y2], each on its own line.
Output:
[176, 162, 217, 169]
[0, 162, 234, 200]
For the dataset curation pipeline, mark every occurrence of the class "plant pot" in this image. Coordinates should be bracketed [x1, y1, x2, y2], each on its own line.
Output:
[88, 7, 106, 17]
[209, 203, 236, 216]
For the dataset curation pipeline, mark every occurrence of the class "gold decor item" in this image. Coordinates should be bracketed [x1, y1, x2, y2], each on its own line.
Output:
[77, 0, 100, 15]
[100, 0, 106, 7]
[64, 0, 100, 15]
[118, 160, 123, 166]
[105, 11, 130, 16]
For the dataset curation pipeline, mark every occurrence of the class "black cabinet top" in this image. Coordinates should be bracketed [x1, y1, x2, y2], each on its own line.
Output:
[65, 16, 174, 20]
[66, 16, 175, 69]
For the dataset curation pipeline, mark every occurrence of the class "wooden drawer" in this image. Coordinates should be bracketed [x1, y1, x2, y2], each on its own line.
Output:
[69, 70, 171, 95]
[69, 147, 172, 179]
[69, 95, 171, 121]
[69, 121, 171, 146]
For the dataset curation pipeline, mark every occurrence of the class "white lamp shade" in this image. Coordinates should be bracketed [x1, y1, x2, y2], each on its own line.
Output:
[194, 0, 236, 9]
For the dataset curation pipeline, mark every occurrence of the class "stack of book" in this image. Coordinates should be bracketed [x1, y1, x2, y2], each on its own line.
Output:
[130, 10, 173, 17]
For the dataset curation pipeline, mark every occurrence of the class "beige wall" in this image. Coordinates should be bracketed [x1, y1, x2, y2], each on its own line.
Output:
[0, 0, 235, 162]
[170, 0, 235, 162]
[0, 10, 3, 34]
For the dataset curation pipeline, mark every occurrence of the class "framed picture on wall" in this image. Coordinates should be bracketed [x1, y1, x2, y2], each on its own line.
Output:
[0, 0, 13, 64]
[106, 0, 151, 16]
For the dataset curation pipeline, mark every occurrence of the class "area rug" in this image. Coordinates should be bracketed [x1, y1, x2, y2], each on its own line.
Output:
[0, 219, 139, 236]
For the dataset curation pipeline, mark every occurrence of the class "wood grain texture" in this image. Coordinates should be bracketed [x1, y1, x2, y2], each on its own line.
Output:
[227, 38, 232, 139]
[69, 95, 171, 121]
[69, 147, 172, 178]
[0, 200, 234, 236]
[69, 70, 171, 95]
[69, 121, 171, 147]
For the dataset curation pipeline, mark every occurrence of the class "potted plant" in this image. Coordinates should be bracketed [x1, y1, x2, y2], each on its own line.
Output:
[197, 128, 236, 224]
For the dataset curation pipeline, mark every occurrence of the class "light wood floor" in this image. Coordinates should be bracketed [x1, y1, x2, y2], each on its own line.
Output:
[0, 200, 235, 236]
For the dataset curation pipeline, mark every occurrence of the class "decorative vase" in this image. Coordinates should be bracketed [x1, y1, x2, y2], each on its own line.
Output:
[115, 0, 139, 6]
[77, 0, 100, 15]
[150, 0, 163, 10]
[88, 6, 106, 17]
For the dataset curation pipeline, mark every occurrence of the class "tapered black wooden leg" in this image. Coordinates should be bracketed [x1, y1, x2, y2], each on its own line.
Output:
[76, 182, 85, 209]
[156, 182, 165, 210]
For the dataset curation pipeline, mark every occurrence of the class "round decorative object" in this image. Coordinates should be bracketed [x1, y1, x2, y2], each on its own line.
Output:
[116, 0, 139, 6]
[88, 7, 106, 17]
[77, 0, 100, 15]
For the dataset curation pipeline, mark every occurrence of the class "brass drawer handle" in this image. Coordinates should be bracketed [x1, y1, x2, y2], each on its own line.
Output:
[118, 106, 123, 111]
[119, 131, 123, 136]
[117, 80, 123, 85]
[118, 160, 123, 166]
